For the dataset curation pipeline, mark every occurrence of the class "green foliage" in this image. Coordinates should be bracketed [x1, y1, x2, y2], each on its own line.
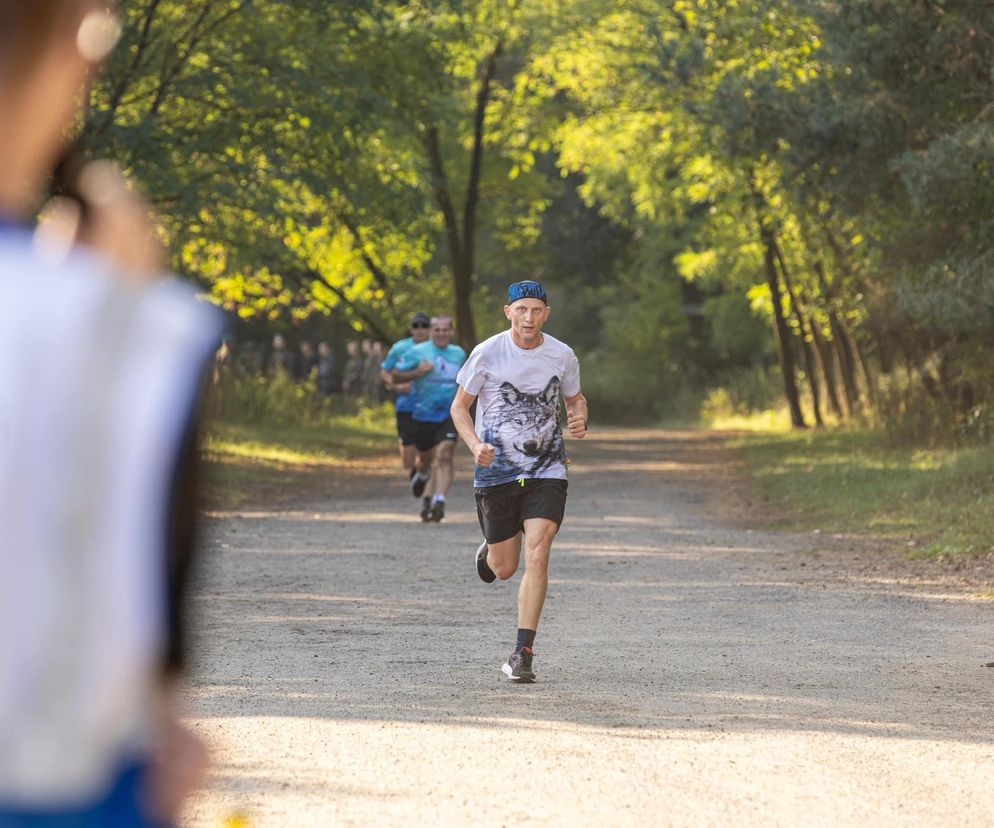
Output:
[75, 0, 994, 432]
[700, 366, 784, 424]
[211, 374, 393, 430]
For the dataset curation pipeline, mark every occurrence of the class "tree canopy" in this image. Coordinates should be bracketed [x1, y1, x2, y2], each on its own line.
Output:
[77, 0, 994, 440]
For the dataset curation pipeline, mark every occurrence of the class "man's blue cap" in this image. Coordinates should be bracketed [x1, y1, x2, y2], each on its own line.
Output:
[508, 280, 548, 305]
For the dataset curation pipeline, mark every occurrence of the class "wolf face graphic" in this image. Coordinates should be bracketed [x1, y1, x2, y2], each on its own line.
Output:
[482, 376, 566, 478]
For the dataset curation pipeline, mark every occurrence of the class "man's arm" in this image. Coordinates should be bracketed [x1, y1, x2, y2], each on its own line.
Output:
[392, 360, 432, 382]
[564, 391, 588, 438]
[380, 368, 411, 394]
[451, 386, 496, 467]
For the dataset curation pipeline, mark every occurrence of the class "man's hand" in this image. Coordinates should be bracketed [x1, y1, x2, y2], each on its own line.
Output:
[36, 161, 164, 282]
[146, 684, 209, 822]
[393, 381, 412, 395]
[473, 441, 496, 467]
[567, 410, 587, 438]
[417, 360, 433, 377]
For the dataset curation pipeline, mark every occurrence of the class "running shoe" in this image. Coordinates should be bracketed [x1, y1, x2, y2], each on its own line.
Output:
[429, 500, 445, 522]
[475, 541, 496, 583]
[411, 468, 431, 497]
[501, 648, 535, 683]
[420, 496, 432, 522]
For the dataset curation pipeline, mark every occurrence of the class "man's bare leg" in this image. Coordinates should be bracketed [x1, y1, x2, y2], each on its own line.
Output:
[400, 442, 417, 474]
[433, 440, 455, 496]
[484, 533, 523, 581]
[517, 518, 558, 630]
[411, 446, 434, 517]
[415, 447, 434, 477]
[427, 440, 455, 521]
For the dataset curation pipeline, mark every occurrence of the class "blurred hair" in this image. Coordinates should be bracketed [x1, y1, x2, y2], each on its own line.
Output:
[0, 1, 95, 74]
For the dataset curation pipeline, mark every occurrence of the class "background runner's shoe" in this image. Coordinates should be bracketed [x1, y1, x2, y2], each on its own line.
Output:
[475, 541, 496, 583]
[411, 469, 431, 498]
[420, 496, 432, 522]
[429, 501, 445, 522]
[502, 648, 535, 683]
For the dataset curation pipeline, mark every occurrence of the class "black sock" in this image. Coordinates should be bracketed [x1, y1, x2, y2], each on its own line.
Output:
[515, 628, 536, 653]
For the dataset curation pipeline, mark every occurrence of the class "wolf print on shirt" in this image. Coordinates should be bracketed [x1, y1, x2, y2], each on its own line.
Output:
[481, 376, 567, 479]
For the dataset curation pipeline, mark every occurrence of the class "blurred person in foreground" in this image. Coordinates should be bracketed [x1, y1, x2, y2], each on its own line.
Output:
[0, 2, 221, 825]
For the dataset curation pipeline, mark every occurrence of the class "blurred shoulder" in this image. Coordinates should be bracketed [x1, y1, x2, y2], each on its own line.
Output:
[0, 233, 220, 344]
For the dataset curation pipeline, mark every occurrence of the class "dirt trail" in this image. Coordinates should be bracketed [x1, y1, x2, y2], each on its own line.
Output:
[182, 429, 994, 827]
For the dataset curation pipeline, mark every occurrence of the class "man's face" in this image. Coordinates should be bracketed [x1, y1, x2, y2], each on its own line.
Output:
[504, 299, 551, 339]
[431, 318, 453, 348]
[410, 319, 430, 343]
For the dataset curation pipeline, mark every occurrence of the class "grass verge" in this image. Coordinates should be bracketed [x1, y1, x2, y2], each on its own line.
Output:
[715, 416, 994, 559]
[202, 405, 396, 510]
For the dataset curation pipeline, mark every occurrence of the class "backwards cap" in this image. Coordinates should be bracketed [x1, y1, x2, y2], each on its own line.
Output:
[507, 280, 548, 305]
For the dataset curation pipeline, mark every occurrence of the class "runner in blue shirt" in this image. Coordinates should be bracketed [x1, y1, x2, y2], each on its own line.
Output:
[391, 315, 466, 522]
[380, 312, 432, 516]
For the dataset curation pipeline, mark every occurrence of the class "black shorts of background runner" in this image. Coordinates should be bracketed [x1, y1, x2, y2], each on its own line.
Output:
[475, 478, 568, 545]
[413, 417, 457, 452]
[395, 411, 418, 446]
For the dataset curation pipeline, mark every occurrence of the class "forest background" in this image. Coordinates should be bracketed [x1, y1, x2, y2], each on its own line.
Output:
[77, 0, 994, 444]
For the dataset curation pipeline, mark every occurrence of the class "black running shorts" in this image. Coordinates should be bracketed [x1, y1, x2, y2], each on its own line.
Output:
[395, 411, 418, 446]
[475, 478, 568, 545]
[413, 416, 457, 452]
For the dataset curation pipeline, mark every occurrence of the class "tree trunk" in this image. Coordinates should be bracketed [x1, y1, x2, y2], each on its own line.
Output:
[750, 191, 805, 427]
[806, 260, 844, 419]
[813, 258, 862, 416]
[851, 333, 878, 412]
[810, 322, 844, 419]
[422, 42, 502, 351]
[835, 323, 863, 415]
[772, 238, 823, 426]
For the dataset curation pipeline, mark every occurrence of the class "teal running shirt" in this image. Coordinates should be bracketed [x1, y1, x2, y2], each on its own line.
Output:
[403, 341, 467, 423]
[381, 336, 418, 413]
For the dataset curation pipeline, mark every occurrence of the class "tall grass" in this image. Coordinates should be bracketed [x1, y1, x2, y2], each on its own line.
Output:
[202, 377, 396, 508]
[720, 414, 994, 558]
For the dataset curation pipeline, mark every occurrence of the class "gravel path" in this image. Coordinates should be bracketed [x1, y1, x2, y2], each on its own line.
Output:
[181, 429, 994, 826]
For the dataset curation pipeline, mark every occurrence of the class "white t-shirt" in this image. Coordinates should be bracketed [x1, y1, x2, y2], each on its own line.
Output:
[0, 228, 221, 806]
[456, 330, 581, 487]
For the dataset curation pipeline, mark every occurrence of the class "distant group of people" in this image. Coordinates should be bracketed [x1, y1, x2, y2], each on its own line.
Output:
[213, 334, 398, 402]
[344, 339, 390, 401]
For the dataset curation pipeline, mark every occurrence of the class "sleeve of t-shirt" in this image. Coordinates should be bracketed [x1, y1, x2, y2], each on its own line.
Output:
[394, 343, 423, 372]
[381, 342, 403, 372]
[561, 349, 581, 398]
[456, 344, 487, 395]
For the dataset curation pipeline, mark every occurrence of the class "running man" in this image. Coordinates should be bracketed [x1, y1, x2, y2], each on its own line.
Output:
[392, 316, 466, 522]
[451, 280, 588, 683]
[380, 312, 433, 515]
